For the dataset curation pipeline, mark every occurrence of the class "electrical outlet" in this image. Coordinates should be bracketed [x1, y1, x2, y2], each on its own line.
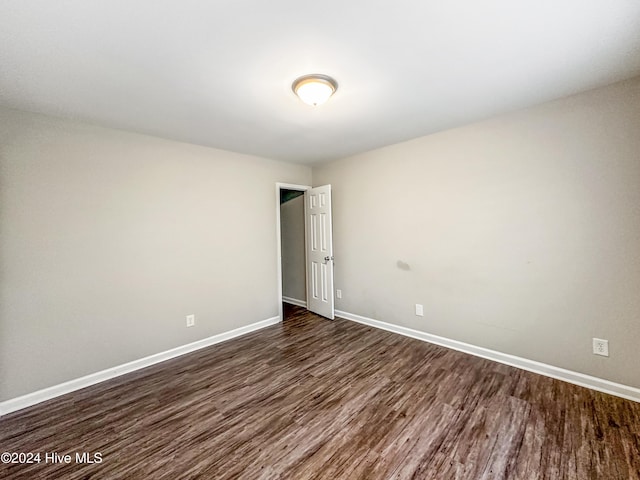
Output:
[592, 338, 608, 357]
[186, 314, 195, 328]
[415, 304, 424, 316]
[336, 289, 342, 299]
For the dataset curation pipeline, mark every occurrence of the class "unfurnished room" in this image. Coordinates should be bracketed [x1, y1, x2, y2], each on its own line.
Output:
[1, 1, 640, 479]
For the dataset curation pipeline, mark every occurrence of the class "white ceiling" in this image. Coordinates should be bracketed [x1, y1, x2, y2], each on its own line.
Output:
[1, 1, 639, 165]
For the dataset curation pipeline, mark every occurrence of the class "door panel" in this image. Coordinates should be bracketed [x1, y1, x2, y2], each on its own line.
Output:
[305, 185, 334, 319]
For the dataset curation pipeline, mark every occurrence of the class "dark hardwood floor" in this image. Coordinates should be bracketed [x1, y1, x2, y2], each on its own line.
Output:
[1, 304, 639, 479]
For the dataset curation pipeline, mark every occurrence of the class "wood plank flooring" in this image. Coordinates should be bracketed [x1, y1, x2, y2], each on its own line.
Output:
[1, 304, 639, 479]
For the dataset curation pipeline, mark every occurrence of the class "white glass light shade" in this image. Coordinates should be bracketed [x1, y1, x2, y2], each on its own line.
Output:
[292, 74, 338, 106]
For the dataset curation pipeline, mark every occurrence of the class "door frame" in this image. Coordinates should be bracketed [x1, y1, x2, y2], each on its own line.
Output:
[275, 182, 311, 322]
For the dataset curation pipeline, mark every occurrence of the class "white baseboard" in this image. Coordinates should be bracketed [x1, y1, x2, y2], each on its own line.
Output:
[282, 296, 307, 308]
[0, 316, 280, 417]
[5, 310, 636, 417]
[336, 310, 640, 403]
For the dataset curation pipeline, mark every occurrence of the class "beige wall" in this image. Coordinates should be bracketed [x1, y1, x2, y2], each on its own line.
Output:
[0, 108, 311, 401]
[281, 195, 306, 302]
[314, 76, 640, 388]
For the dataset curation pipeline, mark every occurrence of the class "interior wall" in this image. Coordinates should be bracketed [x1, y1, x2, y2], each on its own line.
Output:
[280, 194, 306, 302]
[0, 107, 311, 401]
[313, 76, 640, 388]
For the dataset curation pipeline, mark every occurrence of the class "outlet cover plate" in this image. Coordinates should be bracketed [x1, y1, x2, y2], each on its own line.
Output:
[415, 304, 424, 316]
[592, 338, 609, 357]
[186, 314, 195, 327]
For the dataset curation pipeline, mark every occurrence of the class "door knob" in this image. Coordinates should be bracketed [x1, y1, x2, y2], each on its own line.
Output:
[324, 255, 334, 263]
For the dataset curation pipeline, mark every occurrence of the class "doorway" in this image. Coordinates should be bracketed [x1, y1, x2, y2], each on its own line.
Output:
[276, 183, 310, 322]
[275, 182, 335, 322]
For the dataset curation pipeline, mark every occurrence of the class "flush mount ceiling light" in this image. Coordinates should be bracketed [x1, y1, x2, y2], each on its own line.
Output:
[292, 74, 338, 106]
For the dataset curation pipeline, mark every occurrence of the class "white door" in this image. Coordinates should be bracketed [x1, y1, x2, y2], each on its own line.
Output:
[305, 185, 334, 319]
